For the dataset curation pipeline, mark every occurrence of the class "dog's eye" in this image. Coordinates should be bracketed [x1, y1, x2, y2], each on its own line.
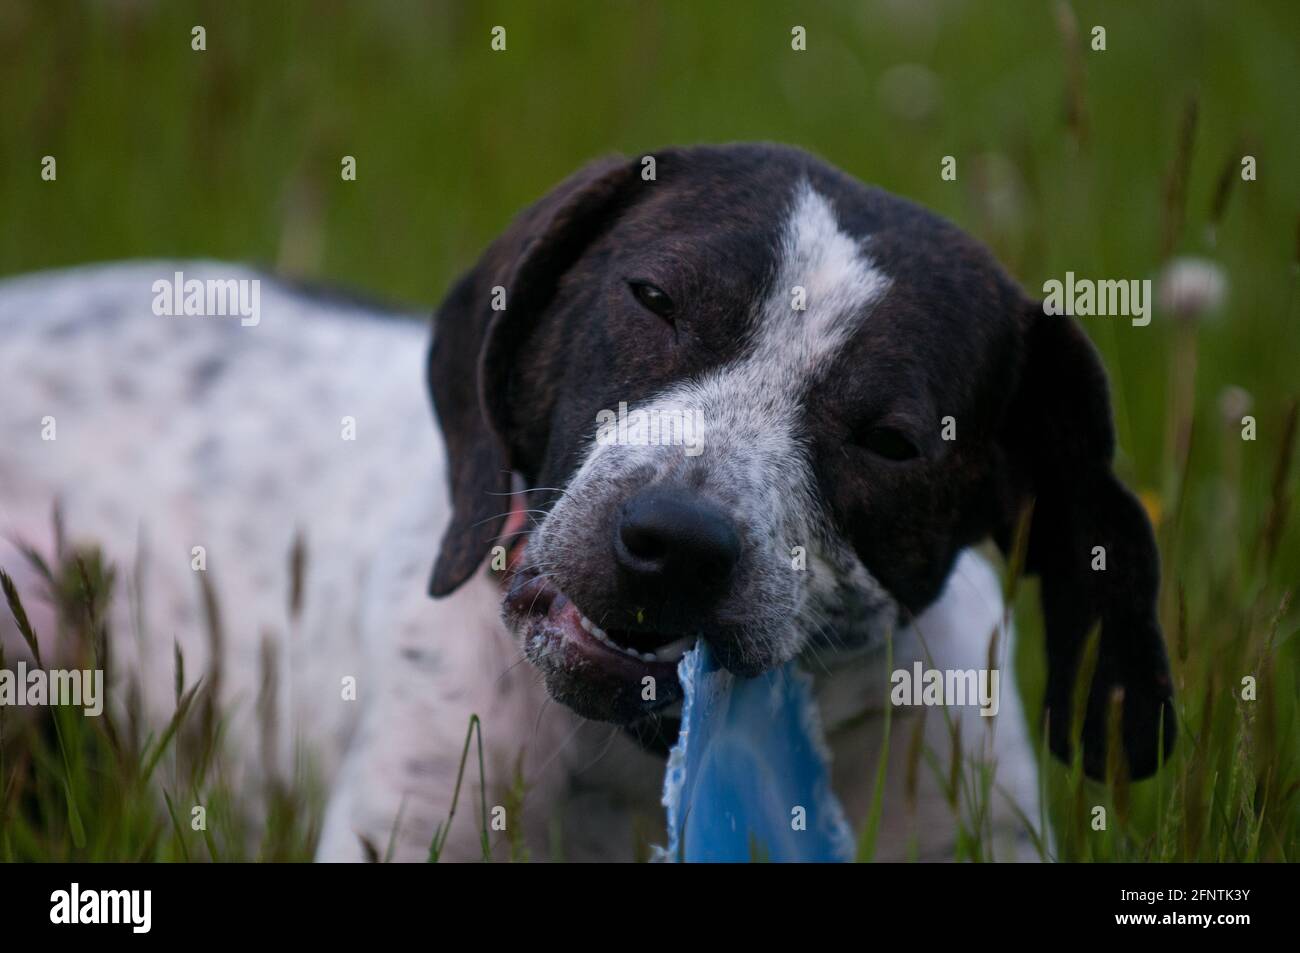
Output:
[855, 426, 919, 462]
[628, 280, 676, 323]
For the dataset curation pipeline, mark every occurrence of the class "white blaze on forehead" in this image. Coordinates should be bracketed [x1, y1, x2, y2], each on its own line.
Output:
[671, 180, 890, 451]
[753, 179, 891, 375]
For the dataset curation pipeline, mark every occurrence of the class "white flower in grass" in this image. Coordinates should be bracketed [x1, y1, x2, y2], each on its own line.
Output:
[1157, 257, 1228, 325]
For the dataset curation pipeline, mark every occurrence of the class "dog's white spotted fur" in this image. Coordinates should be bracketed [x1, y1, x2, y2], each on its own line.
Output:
[0, 261, 666, 862]
[0, 230, 1040, 861]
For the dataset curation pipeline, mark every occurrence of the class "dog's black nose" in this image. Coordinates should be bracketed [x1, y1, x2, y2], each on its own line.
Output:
[615, 488, 741, 598]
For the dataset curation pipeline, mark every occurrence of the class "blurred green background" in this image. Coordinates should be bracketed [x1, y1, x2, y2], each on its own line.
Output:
[2, 1, 1297, 485]
[1, 0, 1296, 859]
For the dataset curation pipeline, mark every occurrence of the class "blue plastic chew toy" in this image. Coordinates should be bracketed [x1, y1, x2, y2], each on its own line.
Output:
[657, 641, 854, 862]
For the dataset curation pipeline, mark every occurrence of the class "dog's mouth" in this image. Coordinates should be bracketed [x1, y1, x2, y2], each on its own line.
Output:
[503, 569, 691, 722]
[507, 572, 696, 663]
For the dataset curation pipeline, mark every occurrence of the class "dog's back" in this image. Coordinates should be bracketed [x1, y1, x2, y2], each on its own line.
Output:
[0, 261, 436, 784]
[0, 263, 667, 861]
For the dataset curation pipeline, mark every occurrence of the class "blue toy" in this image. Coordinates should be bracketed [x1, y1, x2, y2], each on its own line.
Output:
[657, 642, 855, 862]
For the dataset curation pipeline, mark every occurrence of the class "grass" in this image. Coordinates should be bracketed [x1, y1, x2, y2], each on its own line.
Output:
[0, 530, 321, 862]
[3, 496, 1291, 861]
[1, 0, 1298, 861]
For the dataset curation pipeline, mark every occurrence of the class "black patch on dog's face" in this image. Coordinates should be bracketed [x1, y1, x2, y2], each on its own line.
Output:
[428, 144, 1175, 780]
[803, 192, 1027, 616]
[501, 150, 790, 486]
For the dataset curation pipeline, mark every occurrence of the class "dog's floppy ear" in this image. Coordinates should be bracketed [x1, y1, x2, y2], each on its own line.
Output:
[1000, 302, 1176, 780]
[427, 155, 638, 597]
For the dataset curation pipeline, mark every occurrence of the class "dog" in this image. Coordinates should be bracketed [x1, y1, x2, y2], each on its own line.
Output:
[0, 143, 1175, 862]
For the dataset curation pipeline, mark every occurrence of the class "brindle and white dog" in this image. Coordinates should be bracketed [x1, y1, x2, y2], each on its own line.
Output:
[0, 144, 1175, 862]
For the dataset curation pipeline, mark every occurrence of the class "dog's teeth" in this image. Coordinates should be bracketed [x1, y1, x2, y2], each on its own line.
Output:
[654, 636, 696, 663]
[580, 613, 617, 646]
[577, 608, 690, 663]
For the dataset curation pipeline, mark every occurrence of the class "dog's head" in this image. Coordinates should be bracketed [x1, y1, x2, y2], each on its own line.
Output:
[426, 144, 1175, 779]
